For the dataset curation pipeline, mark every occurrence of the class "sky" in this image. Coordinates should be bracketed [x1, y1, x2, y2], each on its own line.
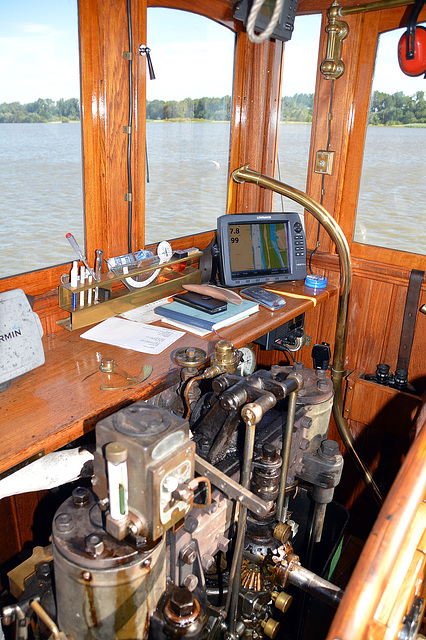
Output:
[0, 0, 80, 104]
[1, 1, 425, 104]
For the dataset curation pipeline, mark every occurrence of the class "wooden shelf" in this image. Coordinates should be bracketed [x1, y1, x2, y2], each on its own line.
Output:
[0, 281, 337, 478]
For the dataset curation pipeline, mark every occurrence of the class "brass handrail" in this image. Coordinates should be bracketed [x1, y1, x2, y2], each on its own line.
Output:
[320, 0, 417, 80]
[339, 0, 415, 15]
[232, 164, 383, 505]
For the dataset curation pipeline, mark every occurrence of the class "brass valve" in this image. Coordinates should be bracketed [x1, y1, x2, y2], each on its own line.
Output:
[210, 339, 240, 374]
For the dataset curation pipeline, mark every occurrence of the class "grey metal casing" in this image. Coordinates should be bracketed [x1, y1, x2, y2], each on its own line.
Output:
[93, 402, 194, 541]
[0, 288, 44, 389]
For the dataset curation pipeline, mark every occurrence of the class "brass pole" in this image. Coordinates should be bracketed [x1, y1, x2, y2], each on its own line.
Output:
[339, 0, 415, 15]
[277, 390, 298, 522]
[232, 165, 383, 506]
[227, 418, 256, 635]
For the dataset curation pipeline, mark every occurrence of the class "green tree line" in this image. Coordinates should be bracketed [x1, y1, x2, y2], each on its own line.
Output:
[145, 90, 426, 124]
[147, 96, 232, 121]
[0, 98, 80, 123]
[1, 91, 425, 124]
[369, 90, 426, 125]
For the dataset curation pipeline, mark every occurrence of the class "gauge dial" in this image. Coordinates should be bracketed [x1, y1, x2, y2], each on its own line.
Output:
[157, 241, 173, 264]
[236, 345, 256, 376]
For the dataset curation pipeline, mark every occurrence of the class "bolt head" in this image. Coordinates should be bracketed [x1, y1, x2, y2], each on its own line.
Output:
[72, 486, 90, 506]
[169, 586, 195, 617]
[317, 379, 329, 391]
[36, 562, 51, 579]
[299, 438, 310, 451]
[181, 548, 197, 565]
[183, 516, 198, 534]
[320, 439, 339, 458]
[183, 574, 198, 592]
[262, 443, 277, 460]
[55, 512, 74, 532]
[85, 533, 104, 556]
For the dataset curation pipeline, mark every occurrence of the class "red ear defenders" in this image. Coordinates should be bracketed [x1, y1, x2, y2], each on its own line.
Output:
[398, 0, 426, 77]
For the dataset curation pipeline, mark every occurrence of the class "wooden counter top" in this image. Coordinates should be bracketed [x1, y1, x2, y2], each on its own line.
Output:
[0, 282, 337, 478]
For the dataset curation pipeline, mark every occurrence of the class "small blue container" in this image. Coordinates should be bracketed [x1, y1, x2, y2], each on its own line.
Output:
[305, 274, 328, 293]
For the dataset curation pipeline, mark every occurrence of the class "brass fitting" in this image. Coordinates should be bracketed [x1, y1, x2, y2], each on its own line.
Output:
[320, 2, 349, 80]
[271, 590, 293, 613]
[210, 340, 240, 374]
[261, 617, 280, 639]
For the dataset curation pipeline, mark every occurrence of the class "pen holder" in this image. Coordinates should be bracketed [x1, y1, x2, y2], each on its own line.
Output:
[57, 253, 202, 331]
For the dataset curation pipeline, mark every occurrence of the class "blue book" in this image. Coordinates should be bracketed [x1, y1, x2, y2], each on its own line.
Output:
[154, 299, 259, 331]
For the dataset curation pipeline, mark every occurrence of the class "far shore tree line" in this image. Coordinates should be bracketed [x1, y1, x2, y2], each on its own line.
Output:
[1, 91, 425, 125]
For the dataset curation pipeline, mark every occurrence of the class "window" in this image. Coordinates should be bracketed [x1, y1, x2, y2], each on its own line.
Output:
[145, 9, 235, 243]
[274, 15, 321, 215]
[353, 26, 426, 255]
[0, 0, 83, 279]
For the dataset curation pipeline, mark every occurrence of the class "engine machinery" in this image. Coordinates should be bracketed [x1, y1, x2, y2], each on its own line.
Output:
[2, 340, 346, 640]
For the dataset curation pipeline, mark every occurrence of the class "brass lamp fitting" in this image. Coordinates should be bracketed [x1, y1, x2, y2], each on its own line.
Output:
[320, 2, 349, 80]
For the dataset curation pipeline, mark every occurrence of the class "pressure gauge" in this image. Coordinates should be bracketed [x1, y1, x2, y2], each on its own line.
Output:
[236, 345, 256, 376]
[157, 241, 173, 264]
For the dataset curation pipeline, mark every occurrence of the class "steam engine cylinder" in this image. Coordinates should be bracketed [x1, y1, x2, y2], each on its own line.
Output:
[52, 488, 166, 639]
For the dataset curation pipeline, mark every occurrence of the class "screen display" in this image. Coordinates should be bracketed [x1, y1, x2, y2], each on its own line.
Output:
[260, 0, 275, 20]
[228, 221, 290, 277]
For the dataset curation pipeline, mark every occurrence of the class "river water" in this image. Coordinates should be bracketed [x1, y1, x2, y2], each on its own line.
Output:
[0, 122, 424, 279]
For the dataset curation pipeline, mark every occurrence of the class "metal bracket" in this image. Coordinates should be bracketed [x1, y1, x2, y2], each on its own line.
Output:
[99, 358, 152, 390]
[0, 450, 45, 482]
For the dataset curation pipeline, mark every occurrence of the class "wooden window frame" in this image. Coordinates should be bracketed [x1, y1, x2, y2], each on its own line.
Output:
[0, 0, 284, 332]
[306, 4, 426, 271]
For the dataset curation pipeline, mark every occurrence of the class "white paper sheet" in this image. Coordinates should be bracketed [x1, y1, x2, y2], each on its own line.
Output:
[119, 296, 173, 324]
[81, 316, 184, 355]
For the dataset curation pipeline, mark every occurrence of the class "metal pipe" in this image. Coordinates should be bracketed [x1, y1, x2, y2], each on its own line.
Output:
[232, 165, 383, 505]
[31, 601, 61, 639]
[312, 502, 328, 544]
[288, 564, 344, 608]
[226, 418, 256, 635]
[277, 390, 298, 522]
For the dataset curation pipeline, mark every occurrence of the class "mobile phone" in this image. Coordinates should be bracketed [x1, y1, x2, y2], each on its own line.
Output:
[173, 291, 227, 314]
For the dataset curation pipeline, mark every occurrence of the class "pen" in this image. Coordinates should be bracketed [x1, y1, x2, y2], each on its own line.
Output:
[94, 249, 103, 303]
[95, 249, 103, 279]
[80, 266, 86, 306]
[87, 274, 93, 305]
[70, 261, 78, 310]
[66, 233, 98, 281]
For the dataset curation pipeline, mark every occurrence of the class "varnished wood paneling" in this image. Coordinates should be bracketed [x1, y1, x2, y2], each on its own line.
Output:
[306, 4, 426, 272]
[228, 25, 284, 214]
[306, 11, 367, 254]
[309, 252, 426, 381]
[80, 0, 148, 262]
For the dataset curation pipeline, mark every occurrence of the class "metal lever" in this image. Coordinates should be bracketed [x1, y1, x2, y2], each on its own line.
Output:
[99, 358, 152, 390]
[194, 454, 271, 517]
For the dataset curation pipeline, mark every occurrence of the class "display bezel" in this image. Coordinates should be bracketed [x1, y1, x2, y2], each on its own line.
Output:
[217, 212, 306, 287]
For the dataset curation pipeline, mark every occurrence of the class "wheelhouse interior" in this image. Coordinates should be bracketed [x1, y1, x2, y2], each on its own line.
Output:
[0, 0, 425, 638]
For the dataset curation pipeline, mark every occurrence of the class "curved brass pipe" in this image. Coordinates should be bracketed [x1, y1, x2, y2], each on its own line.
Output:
[232, 164, 383, 505]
